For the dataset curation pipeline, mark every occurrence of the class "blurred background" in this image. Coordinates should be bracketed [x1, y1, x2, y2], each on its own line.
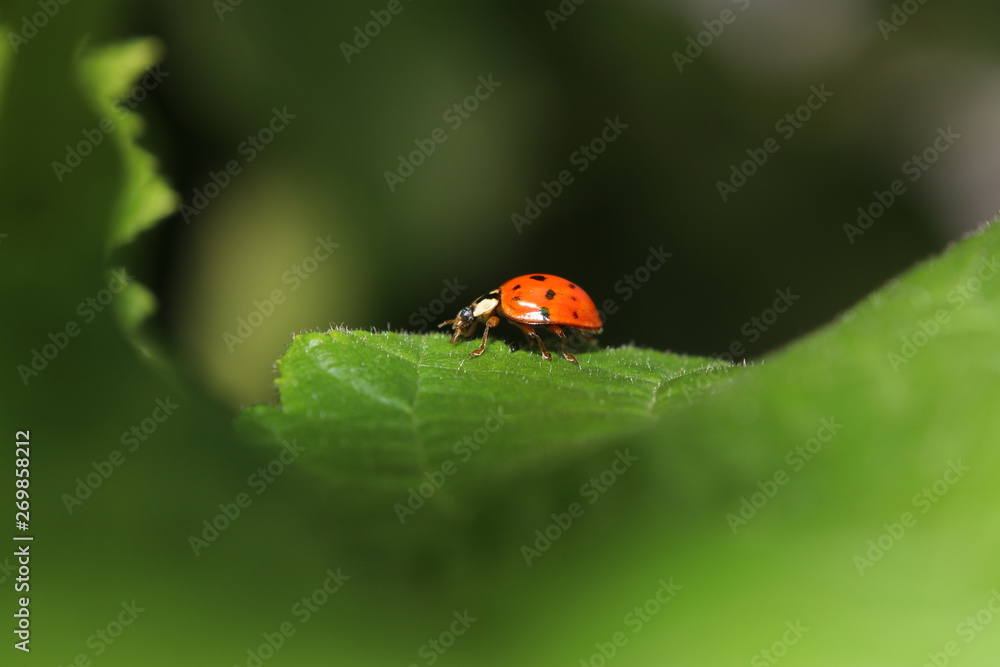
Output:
[2, 0, 1000, 664]
[123, 0, 1000, 406]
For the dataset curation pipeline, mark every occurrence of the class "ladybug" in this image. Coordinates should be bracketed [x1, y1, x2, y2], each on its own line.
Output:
[439, 274, 602, 363]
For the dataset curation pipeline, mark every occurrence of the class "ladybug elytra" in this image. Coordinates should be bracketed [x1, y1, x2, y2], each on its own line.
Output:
[439, 274, 602, 364]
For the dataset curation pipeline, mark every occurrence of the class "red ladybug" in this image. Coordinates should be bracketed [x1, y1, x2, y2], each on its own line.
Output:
[439, 274, 602, 363]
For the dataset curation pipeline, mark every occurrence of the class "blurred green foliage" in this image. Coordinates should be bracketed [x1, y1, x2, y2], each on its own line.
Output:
[3, 0, 1000, 664]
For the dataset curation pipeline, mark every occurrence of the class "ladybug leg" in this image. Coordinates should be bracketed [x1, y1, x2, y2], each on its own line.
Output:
[450, 324, 477, 344]
[546, 325, 579, 364]
[577, 330, 600, 345]
[514, 322, 552, 361]
[470, 315, 499, 357]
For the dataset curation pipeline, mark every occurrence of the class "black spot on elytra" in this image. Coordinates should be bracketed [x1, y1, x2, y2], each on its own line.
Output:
[539, 306, 551, 319]
[568, 283, 577, 289]
[530, 275, 547, 281]
[512, 284, 521, 291]
[544, 289, 556, 300]
[512, 296, 522, 301]
[572, 310, 579, 319]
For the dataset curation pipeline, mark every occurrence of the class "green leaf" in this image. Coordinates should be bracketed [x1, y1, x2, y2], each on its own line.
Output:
[71, 39, 178, 372]
[562, 220, 1000, 665]
[76, 38, 178, 250]
[237, 330, 738, 488]
[240, 221, 1000, 516]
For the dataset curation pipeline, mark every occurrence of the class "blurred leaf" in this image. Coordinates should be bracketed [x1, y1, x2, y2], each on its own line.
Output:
[69, 39, 179, 376]
[114, 276, 157, 332]
[76, 38, 177, 249]
[237, 329, 737, 488]
[591, 219, 1000, 664]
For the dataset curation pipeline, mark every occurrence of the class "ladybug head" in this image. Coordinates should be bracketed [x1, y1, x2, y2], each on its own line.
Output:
[439, 292, 501, 342]
[438, 305, 479, 341]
